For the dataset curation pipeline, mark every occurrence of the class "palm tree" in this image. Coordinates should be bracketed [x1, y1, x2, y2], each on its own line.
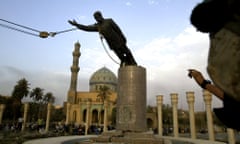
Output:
[30, 87, 44, 118]
[41, 92, 55, 120]
[12, 78, 30, 101]
[97, 85, 111, 103]
[97, 85, 111, 124]
[43, 92, 55, 104]
[30, 87, 44, 103]
[11, 78, 30, 120]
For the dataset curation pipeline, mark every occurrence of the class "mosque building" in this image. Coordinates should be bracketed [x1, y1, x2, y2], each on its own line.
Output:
[65, 41, 117, 127]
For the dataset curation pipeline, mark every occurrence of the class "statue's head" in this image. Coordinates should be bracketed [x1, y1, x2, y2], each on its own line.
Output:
[94, 11, 104, 23]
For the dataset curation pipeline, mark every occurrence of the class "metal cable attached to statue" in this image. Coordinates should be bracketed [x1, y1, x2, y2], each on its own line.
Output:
[99, 34, 120, 65]
[0, 18, 77, 38]
[0, 18, 120, 65]
[0, 18, 41, 37]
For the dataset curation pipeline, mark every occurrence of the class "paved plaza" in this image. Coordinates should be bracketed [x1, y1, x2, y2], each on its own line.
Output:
[23, 135, 97, 144]
[22, 134, 231, 144]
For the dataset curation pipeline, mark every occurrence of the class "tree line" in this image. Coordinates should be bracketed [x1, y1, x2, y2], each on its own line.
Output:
[0, 78, 65, 123]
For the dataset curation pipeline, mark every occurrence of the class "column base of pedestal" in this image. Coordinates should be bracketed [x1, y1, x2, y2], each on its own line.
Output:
[90, 131, 164, 144]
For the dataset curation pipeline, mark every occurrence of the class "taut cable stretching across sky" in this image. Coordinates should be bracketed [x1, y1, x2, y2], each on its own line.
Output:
[0, 19, 77, 38]
[0, 18, 120, 65]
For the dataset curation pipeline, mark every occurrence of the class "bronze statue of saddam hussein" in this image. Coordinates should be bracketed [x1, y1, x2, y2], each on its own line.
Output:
[68, 11, 137, 67]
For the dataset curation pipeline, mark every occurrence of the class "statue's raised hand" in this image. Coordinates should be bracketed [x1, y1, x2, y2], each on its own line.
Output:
[68, 19, 78, 26]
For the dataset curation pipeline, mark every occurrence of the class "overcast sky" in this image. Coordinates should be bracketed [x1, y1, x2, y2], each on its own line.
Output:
[0, 0, 222, 111]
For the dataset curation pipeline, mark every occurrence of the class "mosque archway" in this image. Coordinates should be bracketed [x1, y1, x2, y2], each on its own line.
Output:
[100, 110, 104, 124]
[92, 109, 98, 124]
[83, 109, 87, 122]
[147, 118, 154, 129]
[73, 110, 77, 122]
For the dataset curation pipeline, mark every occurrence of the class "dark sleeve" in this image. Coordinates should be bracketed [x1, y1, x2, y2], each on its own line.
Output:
[75, 23, 98, 32]
[222, 93, 240, 111]
[213, 93, 240, 130]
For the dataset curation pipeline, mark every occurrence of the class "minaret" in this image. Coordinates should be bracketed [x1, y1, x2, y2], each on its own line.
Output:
[67, 41, 81, 104]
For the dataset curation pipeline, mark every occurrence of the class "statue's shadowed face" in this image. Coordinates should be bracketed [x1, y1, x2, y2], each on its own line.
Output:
[94, 11, 104, 23]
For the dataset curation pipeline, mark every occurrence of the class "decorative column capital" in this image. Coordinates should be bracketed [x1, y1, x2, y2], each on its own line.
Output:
[203, 90, 212, 104]
[186, 91, 195, 103]
[170, 93, 178, 105]
[156, 95, 163, 105]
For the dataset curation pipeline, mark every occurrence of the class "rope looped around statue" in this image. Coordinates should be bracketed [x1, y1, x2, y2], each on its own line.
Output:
[99, 34, 120, 65]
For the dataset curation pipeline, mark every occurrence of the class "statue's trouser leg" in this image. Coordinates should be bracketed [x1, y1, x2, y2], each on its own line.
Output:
[113, 48, 126, 65]
[113, 46, 137, 66]
[123, 46, 137, 65]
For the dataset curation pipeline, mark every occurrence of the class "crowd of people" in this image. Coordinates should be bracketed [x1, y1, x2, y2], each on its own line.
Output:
[0, 119, 115, 136]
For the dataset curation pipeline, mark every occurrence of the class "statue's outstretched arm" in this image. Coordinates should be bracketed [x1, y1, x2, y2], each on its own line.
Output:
[68, 20, 98, 32]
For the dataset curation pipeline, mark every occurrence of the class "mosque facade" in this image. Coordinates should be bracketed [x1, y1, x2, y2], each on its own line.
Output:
[65, 42, 117, 127]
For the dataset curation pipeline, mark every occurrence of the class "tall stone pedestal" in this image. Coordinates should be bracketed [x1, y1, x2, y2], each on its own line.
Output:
[90, 66, 164, 144]
[116, 65, 147, 132]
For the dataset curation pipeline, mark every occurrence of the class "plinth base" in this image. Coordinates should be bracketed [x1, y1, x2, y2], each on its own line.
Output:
[90, 131, 164, 144]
